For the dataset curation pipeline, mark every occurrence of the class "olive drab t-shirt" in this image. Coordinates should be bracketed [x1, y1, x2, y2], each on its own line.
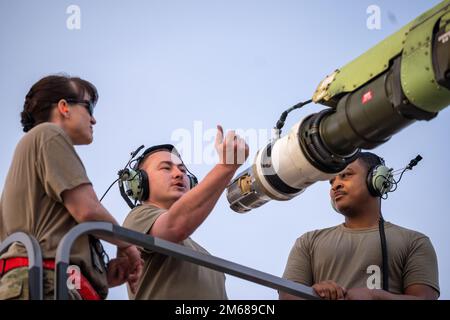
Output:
[123, 204, 228, 300]
[0, 123, 109, 298]
[283, 222, 440, 296]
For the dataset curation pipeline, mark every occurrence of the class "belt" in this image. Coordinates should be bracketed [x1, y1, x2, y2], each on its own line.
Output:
[0, 257, 101, 300]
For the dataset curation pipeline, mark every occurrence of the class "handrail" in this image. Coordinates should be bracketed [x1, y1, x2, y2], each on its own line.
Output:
[0, 232, 43, 300]
[55, 222, 318, 300]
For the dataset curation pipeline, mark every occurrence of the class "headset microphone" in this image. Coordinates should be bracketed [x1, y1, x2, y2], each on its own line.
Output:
[407, 155, 423, 169]
[130, 145, 144, 160]
[366, 154, 423, 200]
[388, 154, 423, 193]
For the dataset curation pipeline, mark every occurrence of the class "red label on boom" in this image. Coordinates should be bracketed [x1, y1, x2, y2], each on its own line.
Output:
[362, 90, 373, 104]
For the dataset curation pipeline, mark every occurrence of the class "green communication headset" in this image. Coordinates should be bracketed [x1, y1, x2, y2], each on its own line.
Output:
[366, 156, 395, 198]
[118, 144, 198, 209]
[330, 154, 394, 212]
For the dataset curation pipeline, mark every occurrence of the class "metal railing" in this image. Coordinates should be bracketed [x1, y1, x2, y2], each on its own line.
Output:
[55, 222, 318, 300]
[0, 232, 43, 300]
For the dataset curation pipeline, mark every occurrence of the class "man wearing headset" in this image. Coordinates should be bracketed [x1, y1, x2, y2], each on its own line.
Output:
[280, 152, 439, 300]
[122, 125, 249, 299]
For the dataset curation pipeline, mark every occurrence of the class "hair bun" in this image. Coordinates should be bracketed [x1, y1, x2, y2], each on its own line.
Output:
[21, 110, 35, 132]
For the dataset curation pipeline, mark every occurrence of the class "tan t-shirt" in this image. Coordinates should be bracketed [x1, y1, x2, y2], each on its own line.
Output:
[283, 222, 440, 295]
[123, 204, 228, 300]
[0, 123, 108, 298]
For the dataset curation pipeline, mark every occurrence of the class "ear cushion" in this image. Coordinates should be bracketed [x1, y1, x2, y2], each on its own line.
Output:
[366, 166, 380, 197]
[189, 174, 198, 189]
[138, 169, 150, 201]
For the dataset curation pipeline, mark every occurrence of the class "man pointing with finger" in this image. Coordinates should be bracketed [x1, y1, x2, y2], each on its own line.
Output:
[122, 125, 249, 299]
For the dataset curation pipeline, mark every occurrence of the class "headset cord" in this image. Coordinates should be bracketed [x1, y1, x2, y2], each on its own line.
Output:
[100, 177, 120, 202]
[379, 214, 389, 292]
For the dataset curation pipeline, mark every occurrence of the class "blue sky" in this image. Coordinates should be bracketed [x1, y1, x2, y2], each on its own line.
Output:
[1, 0, 449, 299]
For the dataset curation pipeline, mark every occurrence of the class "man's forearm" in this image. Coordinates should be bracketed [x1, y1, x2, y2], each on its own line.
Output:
[168, 164, 236, 235]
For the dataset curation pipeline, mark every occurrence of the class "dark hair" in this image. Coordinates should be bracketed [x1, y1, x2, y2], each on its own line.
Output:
[136, 144, 182, 170]
[356, 152, 385, 172]
[20, 74, 98, 132]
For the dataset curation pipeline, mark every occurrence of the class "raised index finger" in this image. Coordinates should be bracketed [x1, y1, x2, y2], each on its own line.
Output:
[215, 125, 224, 146]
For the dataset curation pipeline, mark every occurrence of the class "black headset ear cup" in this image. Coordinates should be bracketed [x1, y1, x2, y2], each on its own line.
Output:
[366, 166, 380, 197]
[188, 174, 198, 189]
[138, 169, 150, 201]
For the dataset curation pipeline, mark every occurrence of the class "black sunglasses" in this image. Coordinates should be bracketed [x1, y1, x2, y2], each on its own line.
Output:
[65, 99, 95, 116]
